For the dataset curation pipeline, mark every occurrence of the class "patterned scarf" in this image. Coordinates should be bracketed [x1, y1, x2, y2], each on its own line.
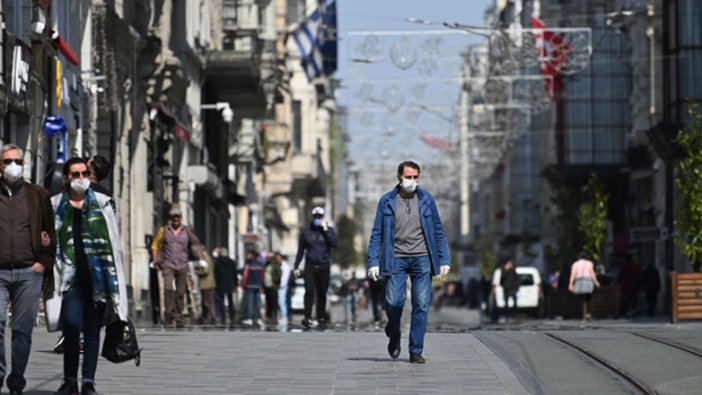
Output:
[55, 189, 120, 307]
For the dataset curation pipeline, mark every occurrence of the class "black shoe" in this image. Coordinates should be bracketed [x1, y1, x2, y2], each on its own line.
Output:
[387, 337, 401, 359]
[301, 318, 318, 328]
[409, 353, 426, 364]
[9, 389, 24, 395]
[53, 335, 65, 353]
[81, 383, 102, 395]
[54, 380, 79, 395]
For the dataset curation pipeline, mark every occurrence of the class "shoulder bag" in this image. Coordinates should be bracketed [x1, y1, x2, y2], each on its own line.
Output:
[102, 319, 142, 366]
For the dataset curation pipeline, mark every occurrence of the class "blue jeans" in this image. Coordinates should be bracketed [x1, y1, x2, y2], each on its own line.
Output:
[277, 287, 289, 320]
[0, 267, 43, 391]
[245, 288, 261, 320]
[61, 283, 105, 384]
[385, 255, 431, 356]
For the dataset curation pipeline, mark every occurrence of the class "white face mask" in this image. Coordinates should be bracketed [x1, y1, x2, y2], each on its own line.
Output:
[2, 162, 23, 183]
[70, 178, 91, 195]
[400, 177, 418, 193]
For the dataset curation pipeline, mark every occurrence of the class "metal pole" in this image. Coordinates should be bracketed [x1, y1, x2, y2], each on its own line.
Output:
[459, 64, 471, 239]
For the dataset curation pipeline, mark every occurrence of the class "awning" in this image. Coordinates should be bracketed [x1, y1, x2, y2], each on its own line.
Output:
[150, 103, 192, 143]
[49, 30, 78, 66]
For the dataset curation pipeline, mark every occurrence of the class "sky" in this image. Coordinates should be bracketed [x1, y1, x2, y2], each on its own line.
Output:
[336, 0, 494, 168]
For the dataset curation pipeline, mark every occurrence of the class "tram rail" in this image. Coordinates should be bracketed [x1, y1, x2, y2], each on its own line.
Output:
[544, 332, 659, 395]
[631, 331, 702, 359]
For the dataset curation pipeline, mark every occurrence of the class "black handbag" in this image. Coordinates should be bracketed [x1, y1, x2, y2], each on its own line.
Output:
[102, 319, 142, 366]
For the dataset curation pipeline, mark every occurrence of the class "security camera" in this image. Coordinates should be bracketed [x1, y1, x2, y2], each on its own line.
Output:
[222, 107, 234, 123]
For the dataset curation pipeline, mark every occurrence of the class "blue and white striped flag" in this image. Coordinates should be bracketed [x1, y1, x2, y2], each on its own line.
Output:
[291, 0, 337, 81]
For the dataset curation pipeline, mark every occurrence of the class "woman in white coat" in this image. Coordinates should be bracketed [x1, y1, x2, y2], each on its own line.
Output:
[50, 157, 128, 395]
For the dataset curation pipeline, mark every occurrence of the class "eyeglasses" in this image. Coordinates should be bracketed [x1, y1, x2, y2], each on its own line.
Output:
[1, 159, 23, 165]
[69, 170, 91, 179]
[170, 215, 182, 219]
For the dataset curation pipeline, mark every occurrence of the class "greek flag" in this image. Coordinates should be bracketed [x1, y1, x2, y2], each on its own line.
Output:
[291, 0, 337, 80]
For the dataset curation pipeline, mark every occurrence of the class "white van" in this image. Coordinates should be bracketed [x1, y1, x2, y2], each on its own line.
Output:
[489, 266, 544, 319]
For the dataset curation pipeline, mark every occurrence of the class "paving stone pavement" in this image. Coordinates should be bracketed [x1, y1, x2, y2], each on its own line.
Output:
[19, 326, 528, 395]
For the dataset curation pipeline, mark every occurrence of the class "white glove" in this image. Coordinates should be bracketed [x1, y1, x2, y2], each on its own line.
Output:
[439, 265, 450, 279]
[368, 267, 379, 282]
[197, 259, 208, 269]
[294, 269, 302, 278]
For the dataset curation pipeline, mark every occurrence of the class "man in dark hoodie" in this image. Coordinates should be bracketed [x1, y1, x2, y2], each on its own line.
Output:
[293, 206, 338, 328]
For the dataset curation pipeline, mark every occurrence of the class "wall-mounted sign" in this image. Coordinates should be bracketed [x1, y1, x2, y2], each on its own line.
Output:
[8, 38, 32, 113]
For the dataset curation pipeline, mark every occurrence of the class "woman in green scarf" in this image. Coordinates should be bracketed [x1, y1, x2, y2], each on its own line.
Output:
[51, 157, 128, 395]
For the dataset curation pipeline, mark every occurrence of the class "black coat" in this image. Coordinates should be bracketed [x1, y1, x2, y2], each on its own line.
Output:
[214, 255, 238, 294]
[501, 268, 519, 293]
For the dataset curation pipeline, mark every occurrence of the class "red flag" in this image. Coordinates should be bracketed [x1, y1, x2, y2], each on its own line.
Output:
[532, 16, 569, 100]
[420, 132, 450, 150]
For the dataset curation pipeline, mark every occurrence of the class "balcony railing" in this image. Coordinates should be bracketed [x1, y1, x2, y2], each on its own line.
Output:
[222, 0, 262, 33]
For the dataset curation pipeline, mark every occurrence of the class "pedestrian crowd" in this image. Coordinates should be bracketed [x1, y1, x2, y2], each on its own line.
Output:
[0, 149, 457, 395]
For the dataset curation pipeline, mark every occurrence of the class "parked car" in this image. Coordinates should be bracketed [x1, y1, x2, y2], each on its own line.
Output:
[290, 278, 305, 314]
[489, 266, 544, 320]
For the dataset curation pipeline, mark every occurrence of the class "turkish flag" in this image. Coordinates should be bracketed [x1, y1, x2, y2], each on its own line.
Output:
[532, 16, 570, 100]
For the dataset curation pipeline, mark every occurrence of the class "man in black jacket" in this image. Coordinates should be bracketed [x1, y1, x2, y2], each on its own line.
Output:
[500, 257, 519, 320]
[293, 206, 338, 328]
[213, 247, 238, 326]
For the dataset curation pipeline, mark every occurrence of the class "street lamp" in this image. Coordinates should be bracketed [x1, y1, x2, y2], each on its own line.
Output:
[200, 101, 237, 261]
[201, 102, 234, 123]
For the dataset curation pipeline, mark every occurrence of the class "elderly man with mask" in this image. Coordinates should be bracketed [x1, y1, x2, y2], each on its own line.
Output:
[151, 204, 204, 328]
[367, 160, 450, 364]
[0, 144, 55, 394]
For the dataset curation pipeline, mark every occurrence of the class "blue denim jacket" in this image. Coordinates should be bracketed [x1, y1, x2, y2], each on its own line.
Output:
[367, 186, 450, 277]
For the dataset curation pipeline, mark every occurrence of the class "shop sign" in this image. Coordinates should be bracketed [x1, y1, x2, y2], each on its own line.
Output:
[9, 40, 31, 113]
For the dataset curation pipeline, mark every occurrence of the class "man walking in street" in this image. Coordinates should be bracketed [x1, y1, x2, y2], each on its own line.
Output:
[86, 155, 115, 213]
[213, 247, 238, 326]
[367, 160, 450, 364]
[264, 253, 282, 324]
[0, 144, 56, 394]
[500, 257, 519, 321]
[241, 250, 264, 325]
[151, 204, 204, 328]
[293, 206, 338, 328]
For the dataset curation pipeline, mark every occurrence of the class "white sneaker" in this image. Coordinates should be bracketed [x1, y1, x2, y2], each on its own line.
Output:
[241, 319, 253, 325]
